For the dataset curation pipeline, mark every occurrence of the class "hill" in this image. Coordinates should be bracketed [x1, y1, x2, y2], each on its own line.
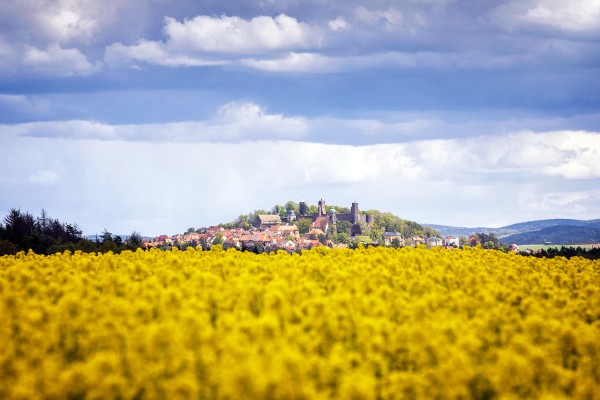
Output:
[424, 219, 600, 245]
[423, 224, 514, 237]
[501, 225, 600, 245]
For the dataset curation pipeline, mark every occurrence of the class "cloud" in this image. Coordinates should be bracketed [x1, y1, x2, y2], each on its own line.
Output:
[354, 7, 404, 29]
[241, 50, 535, 73]
[37, 7, 99, 44]
[0, 0, 140, 46]
[0, 36, 100, 78]
[241, 52, 340, 73]
[103, 8, 459, 72]
[95, 3, 599, 74]
[0, 1, 597, 78]
[403, 130, 600, 181]
[105, 13, 324, 68]
[490, 0, 600, 34]
[10, 102, 308, 142]
[164, 14, 322, 54]
[23, 43, 99, 76]
[2, 129, 599, 234]
[212, 102, 307, 138]
[105, 40, 228, 68]
[328, 17, 350, 32]
[518, 190, 600, 215]
[7, 107, 600, 182]
[7, 100, 600, 150]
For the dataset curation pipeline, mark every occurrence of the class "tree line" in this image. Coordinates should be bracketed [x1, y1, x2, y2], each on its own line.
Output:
[519, 246, 600, 260]
[0, 209, 144, 256]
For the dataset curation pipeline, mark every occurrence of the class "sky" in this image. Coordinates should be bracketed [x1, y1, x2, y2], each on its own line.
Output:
[1, 0, 599, 236]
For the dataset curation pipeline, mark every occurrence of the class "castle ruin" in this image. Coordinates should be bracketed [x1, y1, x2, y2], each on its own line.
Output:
[299, 199, 373, 227]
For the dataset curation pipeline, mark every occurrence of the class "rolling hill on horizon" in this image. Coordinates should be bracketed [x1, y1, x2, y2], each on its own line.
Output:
[424, 219, 600, 245]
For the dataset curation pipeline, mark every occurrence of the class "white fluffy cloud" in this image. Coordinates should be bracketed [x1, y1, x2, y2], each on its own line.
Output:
[37, 7, 99, 44]
[1, 0, 135, 45]
[518, 190, 600, 214]
[491, 0, 600, 33]
[104, 9, 442, 72]
[105, 40, 228, 68]
[328, 17, 350, 32]
[408, 130, 600, 181]
[105, 13, 324, 68]
[22, 43, 99, 76]
[164, 14, 322, 54]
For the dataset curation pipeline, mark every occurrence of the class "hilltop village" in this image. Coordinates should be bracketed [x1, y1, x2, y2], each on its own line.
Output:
[144, 199, 456, 252]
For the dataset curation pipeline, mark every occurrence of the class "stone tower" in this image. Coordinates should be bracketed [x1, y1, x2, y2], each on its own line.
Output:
[318, 199, 327, 216]
[351, 202, 359, 224]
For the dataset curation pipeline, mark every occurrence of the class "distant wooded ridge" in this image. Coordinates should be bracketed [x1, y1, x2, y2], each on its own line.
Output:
[425, 219, 600, 245]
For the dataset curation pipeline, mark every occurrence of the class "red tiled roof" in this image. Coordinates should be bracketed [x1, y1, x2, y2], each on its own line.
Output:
[311, 216, 329, 229]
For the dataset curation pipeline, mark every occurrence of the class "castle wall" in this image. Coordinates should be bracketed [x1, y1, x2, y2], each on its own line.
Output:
[336, 214, 354, 223]
[304, 200, 374, 227]
[332, 213, 373, 225]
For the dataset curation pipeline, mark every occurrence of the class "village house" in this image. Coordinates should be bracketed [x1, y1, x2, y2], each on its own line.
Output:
[206, 226, 223, 235]
[445, 235, 460, 247]
[269, 224, 300, 238]
[383, 231, 405, 247]
[411, 236, 425, 245]
[255, 214, 282, 229]
[306, 228, 325, 240]
[311, 216, 330, 232]
[426, 237, 444, 247]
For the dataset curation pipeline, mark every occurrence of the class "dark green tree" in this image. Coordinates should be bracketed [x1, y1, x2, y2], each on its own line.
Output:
[334, 232, 352, 245]
[127, 231, 144, 250]
[254, 243, 264, 254]
[0, 239, 19, 255]
[2, 209, 36, 248]
[101, 229, 113, 243]
[336, 220, 353, 235]
[318, 233, 327, 245]
[296, 218, 311, 235]
[284, 201, 299, 214]
[351, 224, 362, 237]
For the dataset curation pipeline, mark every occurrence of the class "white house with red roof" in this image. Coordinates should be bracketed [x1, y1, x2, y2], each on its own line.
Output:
[445, 235, 460, 247]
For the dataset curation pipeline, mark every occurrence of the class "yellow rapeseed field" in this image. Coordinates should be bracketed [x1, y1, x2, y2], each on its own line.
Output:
[0, 246, 599, 399]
